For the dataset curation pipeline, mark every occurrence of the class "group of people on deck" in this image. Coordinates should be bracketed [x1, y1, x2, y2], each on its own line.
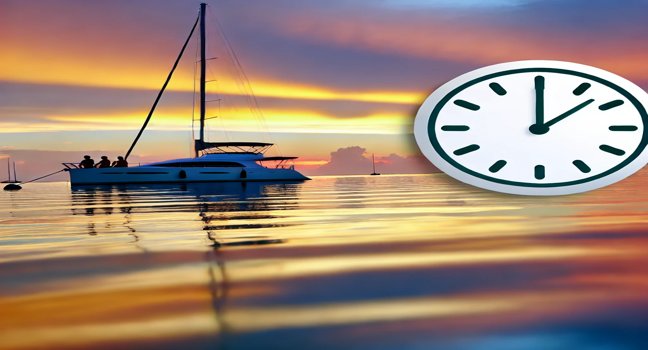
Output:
[79, 155, 128, 169]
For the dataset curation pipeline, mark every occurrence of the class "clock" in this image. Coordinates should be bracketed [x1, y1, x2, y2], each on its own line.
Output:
[414, 60, 648, 195]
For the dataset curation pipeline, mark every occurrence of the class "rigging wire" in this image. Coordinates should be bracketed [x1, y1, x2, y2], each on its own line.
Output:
[124, 13, 200, 160]
[206, 62, 230, 143]
[206, 6, 281, 156]
[22, 169, 66, 184]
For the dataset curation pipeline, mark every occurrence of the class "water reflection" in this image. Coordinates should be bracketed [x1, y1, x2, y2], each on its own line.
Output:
[1, 174, 648, 349]
[71, 181, 302, 212]
[206, 249, 230, 344]
[70, 182, 302, 246]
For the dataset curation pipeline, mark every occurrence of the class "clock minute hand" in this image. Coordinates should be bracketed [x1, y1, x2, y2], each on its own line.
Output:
[529, 76, 550, 135]
[544, 99, 595, 128]
[534, 76, 545, 126]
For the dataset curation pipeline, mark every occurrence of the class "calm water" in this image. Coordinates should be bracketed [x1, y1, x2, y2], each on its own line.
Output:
[1, 173, 648, 349]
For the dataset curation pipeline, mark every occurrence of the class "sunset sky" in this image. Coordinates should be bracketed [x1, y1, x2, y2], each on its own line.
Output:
[2, 0, 648, 178]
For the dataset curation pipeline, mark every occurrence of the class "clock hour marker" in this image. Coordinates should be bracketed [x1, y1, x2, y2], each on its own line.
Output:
[599, 99, 624, 111]
[572, 160, 591, 173]
[599, 144, 625, 156]
[454, 99, 480, 111]
[441, 125, 470, 131]
[489, 82, 507, 96]
[534, 165, 545, 180]
[572, 83, 591, 96]
[453, 144, 480, 156]
[609, 125, 638, 131]
[488, 160, 507, 173]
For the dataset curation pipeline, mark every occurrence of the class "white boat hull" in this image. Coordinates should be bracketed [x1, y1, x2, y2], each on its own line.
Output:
[67, 166, 309, 185]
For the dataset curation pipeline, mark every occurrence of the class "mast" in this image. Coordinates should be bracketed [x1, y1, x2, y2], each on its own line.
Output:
[12, 161, 17, 182]
[6, 158, 9, 182]
[372, 154, 376, 174]
[198, 2, 207, 154]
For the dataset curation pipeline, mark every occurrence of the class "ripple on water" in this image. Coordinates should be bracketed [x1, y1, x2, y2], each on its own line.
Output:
[1, 173, 648, 349]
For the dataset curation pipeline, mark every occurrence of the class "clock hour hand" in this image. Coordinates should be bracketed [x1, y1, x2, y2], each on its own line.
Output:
[544, 98, 595, 128]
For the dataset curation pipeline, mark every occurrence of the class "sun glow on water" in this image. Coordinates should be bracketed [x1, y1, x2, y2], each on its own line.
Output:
[1, 173, 648, 348]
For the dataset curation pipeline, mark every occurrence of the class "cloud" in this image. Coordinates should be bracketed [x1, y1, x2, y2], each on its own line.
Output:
[380, 0, 534, 9]
[6, 0, 648, 96]
[0, 81, 419, 135]
[0, 0, 429, 104]
[314, 146, 437, 175]
[317, 146, 372, 175]
[229, 0, 648, 81]
[5, 0, 648, 165]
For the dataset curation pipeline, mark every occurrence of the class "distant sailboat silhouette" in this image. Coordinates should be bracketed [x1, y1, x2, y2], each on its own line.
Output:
[3, 158, 22, 191]
[2, 158, 20, 183]
[370, 153, 380, 176]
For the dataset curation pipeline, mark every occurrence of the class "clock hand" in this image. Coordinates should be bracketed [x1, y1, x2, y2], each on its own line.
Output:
[529, 76, 549, 135]
[534, 76, 544, 125]
[544, 98, 595, 128]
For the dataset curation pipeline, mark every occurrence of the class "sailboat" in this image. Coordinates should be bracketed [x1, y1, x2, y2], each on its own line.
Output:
[64, 3, 309, 186]
[2, 158, 22, 190]
[370, 153, 380, 176]
[2, 158, 20, 184]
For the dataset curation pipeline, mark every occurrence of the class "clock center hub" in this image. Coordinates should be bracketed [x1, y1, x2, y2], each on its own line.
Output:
[529, 124, 550, 135]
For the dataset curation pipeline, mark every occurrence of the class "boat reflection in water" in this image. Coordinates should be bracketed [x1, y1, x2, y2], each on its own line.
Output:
[68, 181, 304, 343]
[70, 181, 302, 244]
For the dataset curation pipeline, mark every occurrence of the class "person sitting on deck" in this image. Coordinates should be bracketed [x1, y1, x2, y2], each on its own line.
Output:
[96, 156, 111, 168]
[112, 156, 128, 168]
[79, 155, 94, 169]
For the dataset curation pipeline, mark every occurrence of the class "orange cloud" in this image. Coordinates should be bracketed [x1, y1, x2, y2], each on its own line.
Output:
[0, 2, 427, 106]
[0, 51, 420, 105]
[1, 108, 411, 135]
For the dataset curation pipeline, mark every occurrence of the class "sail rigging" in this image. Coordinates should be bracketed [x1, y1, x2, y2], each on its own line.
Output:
[124, 12, 200, 160]
[64, 3, 308, 185]
[124, 3, 277, 160]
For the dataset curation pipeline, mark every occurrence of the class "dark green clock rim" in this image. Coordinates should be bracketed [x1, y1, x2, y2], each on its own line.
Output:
[427, 67, 648, 188]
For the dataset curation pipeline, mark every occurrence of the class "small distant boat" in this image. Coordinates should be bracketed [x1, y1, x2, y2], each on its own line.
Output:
[2, 158, 20, 184]
[64, 3, 308, 186]
[370, 153, 380, 176]
[2, 158, 22, 190]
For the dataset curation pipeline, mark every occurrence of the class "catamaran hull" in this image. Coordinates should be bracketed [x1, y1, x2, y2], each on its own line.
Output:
[67, 167, 309, 185]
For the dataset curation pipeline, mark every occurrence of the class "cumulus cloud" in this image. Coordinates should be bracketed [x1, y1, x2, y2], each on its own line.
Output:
[316, 146, 372, 175]
[314, 146, 437, 175]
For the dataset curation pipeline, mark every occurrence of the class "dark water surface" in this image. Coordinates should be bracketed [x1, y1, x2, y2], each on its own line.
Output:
[1, 173, 648, 349]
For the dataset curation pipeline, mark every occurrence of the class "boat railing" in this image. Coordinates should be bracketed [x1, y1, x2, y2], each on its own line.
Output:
[273, 164, 295, 170]
[257, 162, 295, 170]
[62, 163, 79, 169]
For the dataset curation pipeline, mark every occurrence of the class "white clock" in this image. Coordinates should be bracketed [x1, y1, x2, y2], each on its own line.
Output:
[414, 60, 648, 195]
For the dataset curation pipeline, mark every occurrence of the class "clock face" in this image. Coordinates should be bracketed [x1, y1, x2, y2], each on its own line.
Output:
[414, 60, 648, 195]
